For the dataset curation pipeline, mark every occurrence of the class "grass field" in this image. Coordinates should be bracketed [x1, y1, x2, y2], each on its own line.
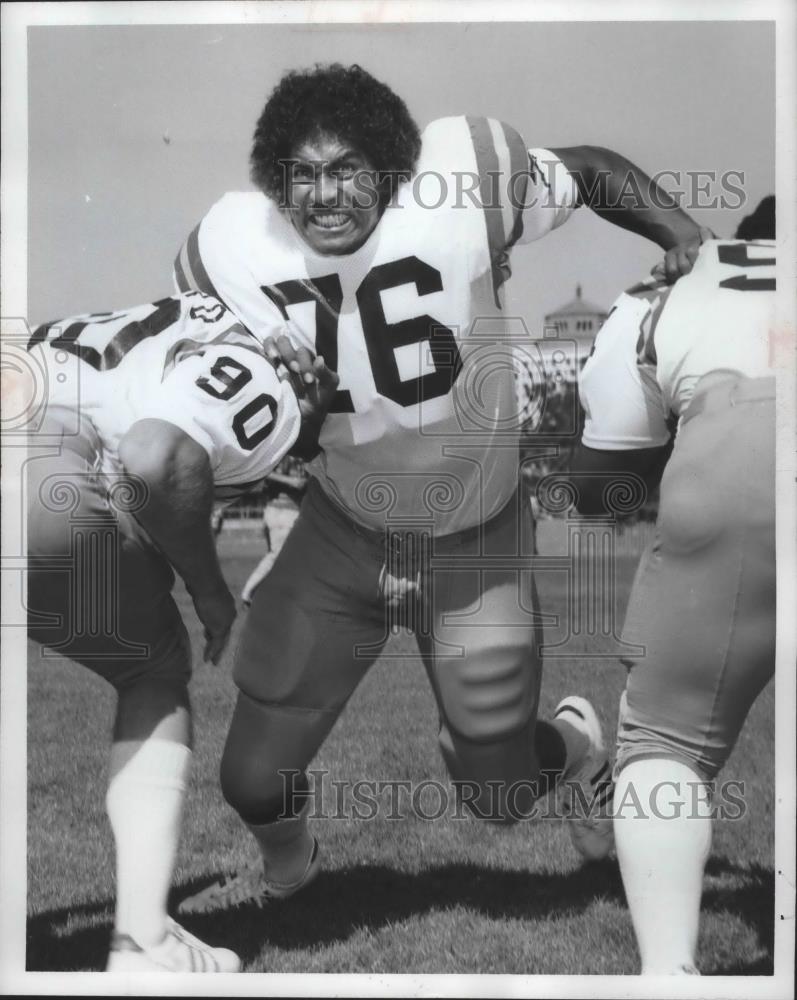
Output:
[26, 519, 775, 975]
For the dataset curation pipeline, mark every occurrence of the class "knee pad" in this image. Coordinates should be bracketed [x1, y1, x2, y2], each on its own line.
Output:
[437, 643, 535, 745]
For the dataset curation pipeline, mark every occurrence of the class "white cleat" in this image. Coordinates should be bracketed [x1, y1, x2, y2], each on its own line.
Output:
[178, 838, 321, 915]
[106, 917, 241, 973]
[554, 695, 615, 861]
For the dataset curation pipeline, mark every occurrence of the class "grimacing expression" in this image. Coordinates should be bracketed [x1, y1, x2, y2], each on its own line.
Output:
[284, 133, 385, 255]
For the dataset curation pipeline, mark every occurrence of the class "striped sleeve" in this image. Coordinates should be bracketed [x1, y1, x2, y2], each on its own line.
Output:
[466, 116, 531, 264]
[173, 221, 222, 300]
[517, 148, 580, 244]
[462, 118, 579, 303]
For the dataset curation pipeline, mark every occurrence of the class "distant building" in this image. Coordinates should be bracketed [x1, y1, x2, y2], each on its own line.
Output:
[540, 284, 609, 381]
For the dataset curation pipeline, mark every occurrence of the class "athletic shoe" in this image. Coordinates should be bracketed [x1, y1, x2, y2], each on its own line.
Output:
[554, 695, 615, 861]
[177, 838, 321, 915]
[106, 917, 241, 972]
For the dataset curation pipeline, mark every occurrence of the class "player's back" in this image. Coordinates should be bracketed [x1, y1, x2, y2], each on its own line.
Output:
[28, 292, 299, 492]
[580, 240, 776, 453]
[634, 239, 776, 417]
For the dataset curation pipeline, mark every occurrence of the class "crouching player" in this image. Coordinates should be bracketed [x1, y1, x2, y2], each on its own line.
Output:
[570, 228, 776, 974]
[25, 292, 337, 972]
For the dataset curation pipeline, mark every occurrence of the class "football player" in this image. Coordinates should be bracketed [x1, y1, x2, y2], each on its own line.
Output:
[25, 291, 338, 971]
[572, 217, 776, 973]
[172, 63, 711, 915]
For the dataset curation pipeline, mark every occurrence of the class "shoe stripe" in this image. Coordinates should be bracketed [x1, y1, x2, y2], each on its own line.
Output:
[556, 704, 586, 723]
[590, 761, 610, 785]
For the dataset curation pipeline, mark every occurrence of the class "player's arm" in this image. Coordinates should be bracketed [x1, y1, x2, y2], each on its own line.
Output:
[118, 420, 235, 664]
[547, 146, 713, 280]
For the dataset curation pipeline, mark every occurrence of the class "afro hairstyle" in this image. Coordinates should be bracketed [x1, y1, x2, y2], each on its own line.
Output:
[250, 63, 422, 204]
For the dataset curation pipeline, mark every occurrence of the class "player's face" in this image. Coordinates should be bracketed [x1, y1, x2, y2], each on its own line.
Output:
[285, 133, 384, 255]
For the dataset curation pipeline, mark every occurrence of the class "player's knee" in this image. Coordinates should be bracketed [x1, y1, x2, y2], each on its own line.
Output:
[440, 648, 533, 744]
[219, 740, 293, 822]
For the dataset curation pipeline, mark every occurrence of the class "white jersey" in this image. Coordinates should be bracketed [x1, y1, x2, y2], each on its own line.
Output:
[174, 115, 579, 533]
[29, 292, 301, 499]
[580, 240, 776, 451]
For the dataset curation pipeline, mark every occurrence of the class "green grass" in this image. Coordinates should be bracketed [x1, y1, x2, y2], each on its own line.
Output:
[26, 523, 775, 974]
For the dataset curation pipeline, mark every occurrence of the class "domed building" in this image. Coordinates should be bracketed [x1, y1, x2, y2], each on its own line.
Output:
[541, 284, 608, 381]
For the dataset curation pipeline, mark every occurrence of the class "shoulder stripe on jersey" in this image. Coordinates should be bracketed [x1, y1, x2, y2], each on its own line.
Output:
[467, 115, 504, 262]
[466, 116, 527, 306]
[185, 224, 221, 300]
[501, 121, 529, 250]
[631, 283, 672, 368]
[173, 246, 191, 292]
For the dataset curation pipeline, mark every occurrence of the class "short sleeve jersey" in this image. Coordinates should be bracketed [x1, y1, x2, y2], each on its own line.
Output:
[174, 116, 579, 533]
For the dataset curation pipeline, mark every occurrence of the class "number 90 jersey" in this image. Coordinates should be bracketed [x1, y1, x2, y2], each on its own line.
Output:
[174, 116, 579, 534]
[28, 292, 300, 499]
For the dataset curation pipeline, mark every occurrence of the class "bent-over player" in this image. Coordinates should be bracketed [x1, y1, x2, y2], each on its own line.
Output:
[25, 291, 337, 971]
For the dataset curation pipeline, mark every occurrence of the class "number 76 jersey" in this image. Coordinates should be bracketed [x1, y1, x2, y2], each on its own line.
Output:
[174, 115, 579, 533]
[27, 292, 300, 499]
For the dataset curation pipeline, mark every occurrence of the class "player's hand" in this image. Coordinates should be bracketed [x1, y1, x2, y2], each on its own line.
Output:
[299, 355, 340, 421]
[290, 355, 341, 460]
[192, 586, 237, 665]
[263, 332, 317, 399]
[651, 226, 715, 283]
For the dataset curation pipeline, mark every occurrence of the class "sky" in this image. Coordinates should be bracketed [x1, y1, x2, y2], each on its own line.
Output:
[26, 19, 775, 332]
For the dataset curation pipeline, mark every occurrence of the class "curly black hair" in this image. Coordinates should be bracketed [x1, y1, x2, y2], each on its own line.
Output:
[250, 63, 421, 203]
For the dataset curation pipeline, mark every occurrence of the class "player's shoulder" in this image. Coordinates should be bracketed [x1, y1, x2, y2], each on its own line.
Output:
[203, 190, 273, 233]
[200, 189, 293, 267]
[419, 115, 526, 174]
[172, 333, 278, 382]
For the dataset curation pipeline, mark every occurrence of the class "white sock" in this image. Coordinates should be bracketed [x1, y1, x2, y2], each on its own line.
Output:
[614, 757, 712, 974]
[247, 800, 314, 887]
[105, 738, 191, 948]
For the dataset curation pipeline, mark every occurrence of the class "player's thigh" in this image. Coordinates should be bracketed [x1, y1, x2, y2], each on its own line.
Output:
[27, 418, 189, 689]
[233, 479, 388, 711]
[420, 492, 542, 743]
[619, 395, 775, 779]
